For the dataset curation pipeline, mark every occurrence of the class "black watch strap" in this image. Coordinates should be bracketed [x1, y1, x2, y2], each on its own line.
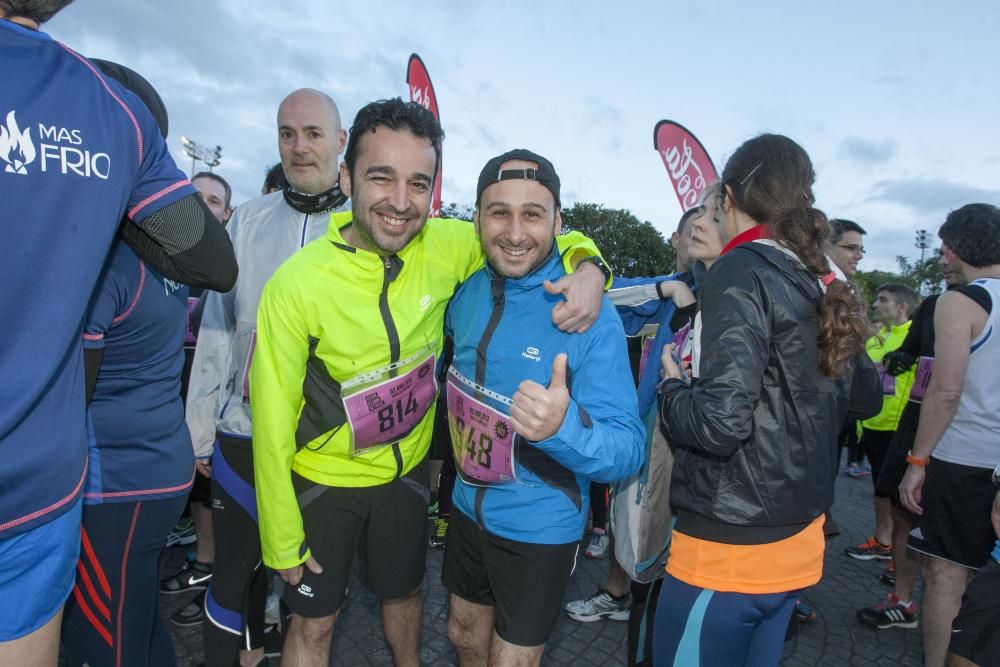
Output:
[579, 256, 612, 283]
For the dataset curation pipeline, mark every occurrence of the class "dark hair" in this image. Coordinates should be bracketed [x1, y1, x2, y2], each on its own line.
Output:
[343, 98, 444, 183]
[829, 218, 866, 243]
[261, 162, 287, 194]
[876, 283, 919, 315]
[0, 0, 73, 23]
[938, 203, 1000, 268]
[677, 206, 701, 234]
[191, 171, 232, 209]
[722, 133, 869, 377]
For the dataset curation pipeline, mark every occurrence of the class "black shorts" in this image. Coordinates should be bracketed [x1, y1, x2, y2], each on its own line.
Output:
[875, 403, 920, 502]
[188, 466, 212, 507]
[860, 428, 895, 496]
[907, 458, 996, 570]
[949, 557, 1000, 665]
[283, 458, 430, 618]
[442, 509, 579, 647]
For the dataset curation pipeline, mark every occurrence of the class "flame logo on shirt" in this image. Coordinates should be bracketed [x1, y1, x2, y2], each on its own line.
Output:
[0, 111, 36, 175]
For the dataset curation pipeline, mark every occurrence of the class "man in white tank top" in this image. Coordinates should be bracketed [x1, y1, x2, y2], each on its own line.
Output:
[898, 203, 1000, 667]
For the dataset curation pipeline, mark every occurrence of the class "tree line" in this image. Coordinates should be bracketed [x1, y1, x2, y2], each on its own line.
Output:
[440, 201, 941, 293]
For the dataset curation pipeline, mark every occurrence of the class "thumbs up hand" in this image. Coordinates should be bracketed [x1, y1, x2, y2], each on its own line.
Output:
[511, 353, 571, 442]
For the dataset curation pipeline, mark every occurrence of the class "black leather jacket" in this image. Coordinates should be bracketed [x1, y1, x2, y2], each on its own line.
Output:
[659, 241, 880, 544]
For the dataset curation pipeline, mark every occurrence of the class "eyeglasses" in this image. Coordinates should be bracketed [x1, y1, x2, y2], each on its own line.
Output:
[836, 244, 866, 256]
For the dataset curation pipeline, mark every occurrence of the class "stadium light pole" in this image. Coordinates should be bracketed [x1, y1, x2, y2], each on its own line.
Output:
[181, 136, 223, 176]
[914, 229, 931, 263]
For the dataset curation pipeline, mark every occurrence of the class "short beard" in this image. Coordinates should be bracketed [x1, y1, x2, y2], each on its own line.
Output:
[355, 213, 426, 256]
[487, 240, 554, 279]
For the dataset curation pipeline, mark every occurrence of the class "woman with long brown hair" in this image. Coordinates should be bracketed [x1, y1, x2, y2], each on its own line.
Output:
[653, 134, 879, 666]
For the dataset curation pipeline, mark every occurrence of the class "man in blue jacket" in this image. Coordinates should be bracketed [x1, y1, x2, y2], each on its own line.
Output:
[443, 149, 644, 665]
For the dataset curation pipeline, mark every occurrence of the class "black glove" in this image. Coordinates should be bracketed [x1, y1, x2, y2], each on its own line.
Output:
[883, 350, 916, 376]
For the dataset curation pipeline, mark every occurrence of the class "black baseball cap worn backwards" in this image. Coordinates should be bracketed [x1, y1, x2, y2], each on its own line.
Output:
[476, 149, 561, 208]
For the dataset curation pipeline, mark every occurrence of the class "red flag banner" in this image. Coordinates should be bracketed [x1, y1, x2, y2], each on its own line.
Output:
[407, 53, 442, 217]
[653, 120, 717, 212]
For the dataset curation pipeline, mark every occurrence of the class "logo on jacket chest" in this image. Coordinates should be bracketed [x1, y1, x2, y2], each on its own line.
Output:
[521, 346, 541, 362]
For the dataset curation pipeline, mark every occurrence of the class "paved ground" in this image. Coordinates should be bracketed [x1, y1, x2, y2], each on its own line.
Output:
[163, 470, 925, 665]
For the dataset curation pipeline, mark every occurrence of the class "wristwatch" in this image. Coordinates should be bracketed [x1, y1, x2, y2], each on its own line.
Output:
[578, 256, 612, 284]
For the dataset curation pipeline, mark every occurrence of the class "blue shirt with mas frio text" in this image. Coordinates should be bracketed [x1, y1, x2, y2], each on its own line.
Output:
[0, 19, 194, 537]
[83, 241, 194, 504]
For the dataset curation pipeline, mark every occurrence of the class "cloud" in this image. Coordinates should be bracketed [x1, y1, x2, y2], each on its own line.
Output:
[868, 178, 1000, 213]
[840, 136, 898, 164]
[561, 187, 582, 205]
[46, 1, 415, 208]
[581, 96, 624, 156]
[582, 96, 622, 127]
[463, 121, 504, 154]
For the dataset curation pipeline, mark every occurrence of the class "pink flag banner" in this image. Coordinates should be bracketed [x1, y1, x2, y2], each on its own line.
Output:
[407, 53, 442, 217]
[653, 120, 717, 211]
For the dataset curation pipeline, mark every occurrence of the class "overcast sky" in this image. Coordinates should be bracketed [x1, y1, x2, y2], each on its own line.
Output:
[47, 0, 1000, 271]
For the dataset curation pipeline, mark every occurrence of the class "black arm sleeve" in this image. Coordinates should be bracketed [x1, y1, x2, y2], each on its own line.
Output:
[121, 194, 238, 292]
[847, 353, 882, 421]
[669, 302, 698, 332]
[898, 297, 931, 358]
[84, 347, 104, 405]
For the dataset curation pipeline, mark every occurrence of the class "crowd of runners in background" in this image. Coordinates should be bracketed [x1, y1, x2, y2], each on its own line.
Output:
[3, 3, 1000, 667]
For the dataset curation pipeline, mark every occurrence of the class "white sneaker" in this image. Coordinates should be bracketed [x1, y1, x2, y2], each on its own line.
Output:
[164, 517, 196, 547]
[565, 587, 630, 622]
[585, 528, 609, 559]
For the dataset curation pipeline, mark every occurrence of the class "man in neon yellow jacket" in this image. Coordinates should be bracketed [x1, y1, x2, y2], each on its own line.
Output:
[250, 98, 609, 667]
[845, 283, 919, 563]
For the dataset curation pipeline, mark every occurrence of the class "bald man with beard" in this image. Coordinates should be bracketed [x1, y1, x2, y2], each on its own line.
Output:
[181, 88, 349, 666]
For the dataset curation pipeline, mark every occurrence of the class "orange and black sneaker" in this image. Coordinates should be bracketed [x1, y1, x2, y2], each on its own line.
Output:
[845, 536, 892, 561]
